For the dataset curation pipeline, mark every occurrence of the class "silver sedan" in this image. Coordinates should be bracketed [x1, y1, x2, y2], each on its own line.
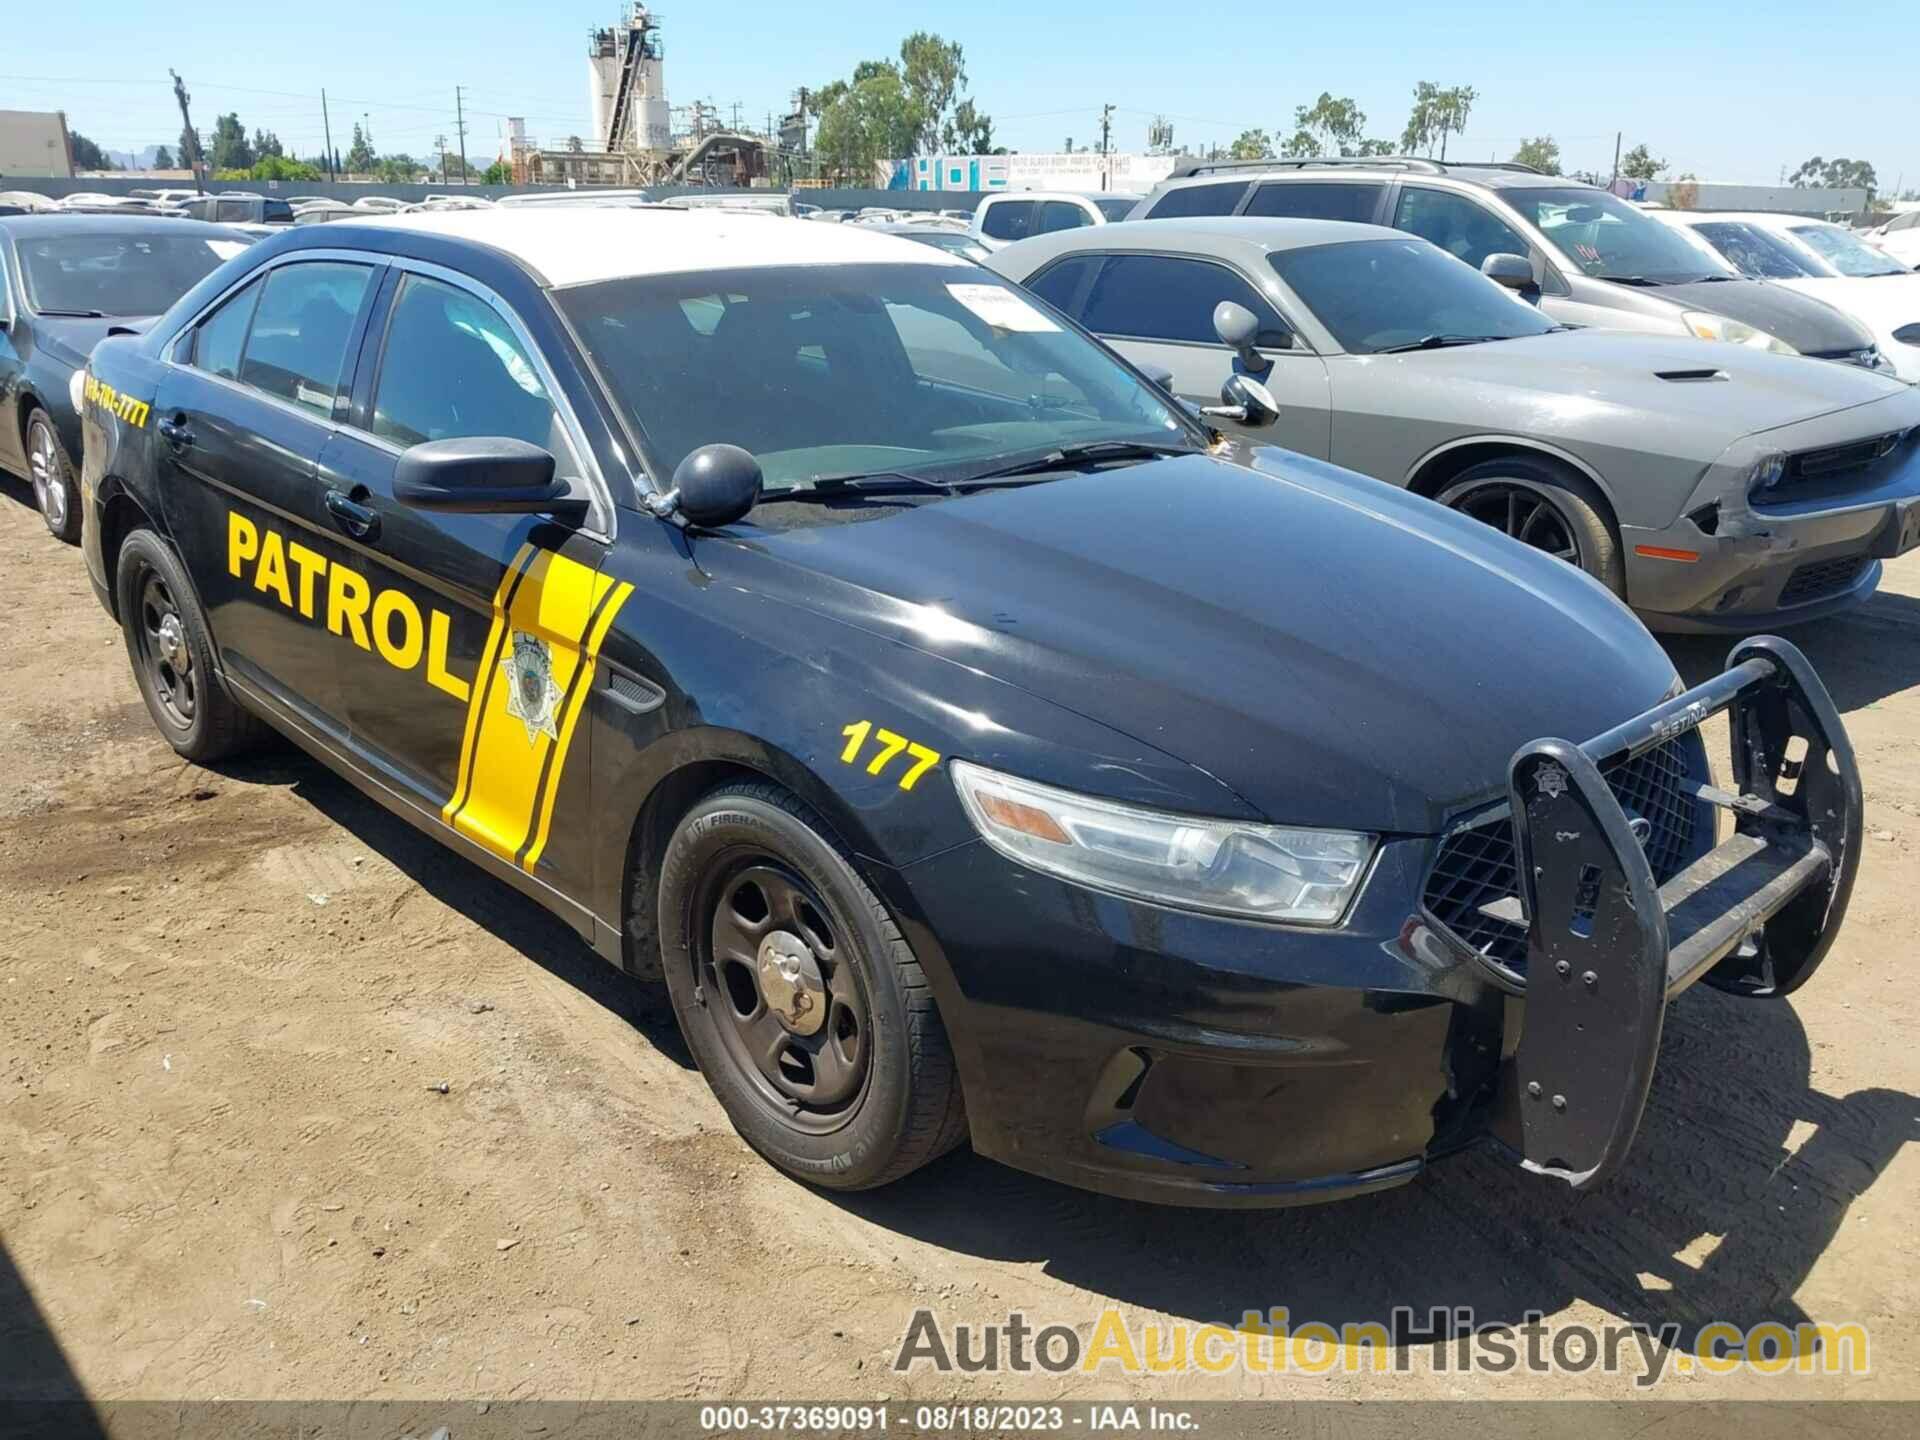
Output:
[987, 217, 1920, 632]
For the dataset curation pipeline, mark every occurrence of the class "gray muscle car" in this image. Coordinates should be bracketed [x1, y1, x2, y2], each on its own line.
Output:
[988, 217, 1920, 632]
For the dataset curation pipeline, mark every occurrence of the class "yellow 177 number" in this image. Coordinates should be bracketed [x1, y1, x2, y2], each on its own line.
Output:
[840, 721, 942, 791]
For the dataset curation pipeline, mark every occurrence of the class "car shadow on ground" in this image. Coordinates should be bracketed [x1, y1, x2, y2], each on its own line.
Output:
[1660, 585, 1920, 713]
[0, 1240, 107, 1437]
[833, 988, 1915, 1352]
[204, 750, 694, 1071]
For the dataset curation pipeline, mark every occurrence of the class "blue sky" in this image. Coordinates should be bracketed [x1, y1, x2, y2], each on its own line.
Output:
[8, 1, 1918, 191]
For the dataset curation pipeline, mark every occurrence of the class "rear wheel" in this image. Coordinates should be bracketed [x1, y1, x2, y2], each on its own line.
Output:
[657, 782, 966, 1190]
[1437, 455, 1624, 597]
[26, 408, 80, 545]
[115, 529, 266, 763]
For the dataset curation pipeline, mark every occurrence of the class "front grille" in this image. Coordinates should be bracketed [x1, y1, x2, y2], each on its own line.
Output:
[1789, 432, 1904, 482]
[1779, 556, 1869, 608]
[1421, 737, 1699, 980]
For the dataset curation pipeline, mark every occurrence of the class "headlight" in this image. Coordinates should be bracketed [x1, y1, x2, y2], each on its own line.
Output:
[69, 367, 87, 414]
[1681, 310, 1798, 355]
[950, 760, 1375, 924]
[1747, 452, 1788, 497]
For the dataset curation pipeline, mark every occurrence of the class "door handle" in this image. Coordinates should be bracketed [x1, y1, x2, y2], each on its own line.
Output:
[324, 487, 381, 542]
[157, 414, 194, 448]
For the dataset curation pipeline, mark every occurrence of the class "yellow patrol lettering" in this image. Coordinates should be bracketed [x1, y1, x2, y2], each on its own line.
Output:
[253, 530, 293, 609]
[228, 513, 259, 578]
[373, 589, 424, 670]
[287, 541, 328, 619]
[427, 611, 470, 703]
[327, 563, 373, 650]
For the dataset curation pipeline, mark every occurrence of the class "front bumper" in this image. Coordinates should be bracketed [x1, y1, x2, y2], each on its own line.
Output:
[876, 639, 1858, 1206]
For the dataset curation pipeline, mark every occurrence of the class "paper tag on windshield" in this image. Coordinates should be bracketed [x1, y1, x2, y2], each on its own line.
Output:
[206, 240, 249, 261]
[947, 283, 1057, 333]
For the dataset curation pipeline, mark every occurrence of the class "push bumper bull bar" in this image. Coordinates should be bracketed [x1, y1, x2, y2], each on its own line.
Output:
[1491, 636, 1862, 1190]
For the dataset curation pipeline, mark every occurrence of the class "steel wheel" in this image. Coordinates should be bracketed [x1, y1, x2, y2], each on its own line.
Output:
[27, 416, 67, 534]
[1448, 479, 1584, 565]
[132, 567, 198, 730]
[698, 860, 872, 1132]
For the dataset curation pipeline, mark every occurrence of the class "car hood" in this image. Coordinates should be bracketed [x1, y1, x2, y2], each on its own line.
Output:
[30, 313, 152, 369]
[1378, 328, 1909, 440]
[1645, 277, 1874, 354]
[726, 452, 1677, 834]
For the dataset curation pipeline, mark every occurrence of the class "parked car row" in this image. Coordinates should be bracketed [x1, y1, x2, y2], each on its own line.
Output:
[57, 205, 1873, 1208]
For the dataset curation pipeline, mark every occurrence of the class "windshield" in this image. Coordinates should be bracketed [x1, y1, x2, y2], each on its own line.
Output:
[20, 232, 242, 317]
[1690, 221, 1821, 280]
[1505, 187, 1737, 282]
[556, 263, 1201, 493]
[1094, 197, 1138, 222]
[1788, 223, 1907, 278]
[1270, 238, 1559, 354]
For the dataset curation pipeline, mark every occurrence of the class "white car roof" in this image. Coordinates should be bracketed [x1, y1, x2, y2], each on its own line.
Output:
[363, 208, 961, 286]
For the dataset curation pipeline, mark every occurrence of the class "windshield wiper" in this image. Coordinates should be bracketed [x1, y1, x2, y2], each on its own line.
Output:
[772, 472, 958, 502]
[35, 307, 110, 318]
[1594, 274, 1665, 287]
[1375, 333, 1514, 354]
[957, 439, 1197, 483]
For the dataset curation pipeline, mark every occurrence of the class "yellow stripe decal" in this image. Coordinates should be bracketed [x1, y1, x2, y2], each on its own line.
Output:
[443, 542, 537, 826]
[446, 550, 616, 865]
[522, 580, 633, 871]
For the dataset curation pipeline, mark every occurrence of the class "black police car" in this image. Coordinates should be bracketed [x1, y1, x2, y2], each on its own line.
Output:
[78, 209, 1862, 1206]
[0, 215, 252, 541]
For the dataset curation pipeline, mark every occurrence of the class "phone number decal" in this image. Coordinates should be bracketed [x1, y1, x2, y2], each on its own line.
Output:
[84, 374, 150, 429]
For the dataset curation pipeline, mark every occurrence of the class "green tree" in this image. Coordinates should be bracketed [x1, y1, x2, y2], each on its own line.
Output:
[252, 128, 284, 159]
[900, 32, 966, 154]
[153, 143, 175, 169]
[247, 153, 320, 182]
[1511, 136, 1561, 174]
[345, 123, 375, 174]
[1230, 128, 1274, 161]
[69, 132, 114, 170]
[1402, 82, 1476, 159]
[1294, 93, 1370, 155]
[376, 153, 424, 184]
[208, 112, 254, 171]
[482, 158, 513, 185]
[944, 98, 993, 155]
[1280, 129, 1320, 158]
[814, 67, 918, 183]
[1619, 143, 1666, 181]
[1789, 155, 1877, 198]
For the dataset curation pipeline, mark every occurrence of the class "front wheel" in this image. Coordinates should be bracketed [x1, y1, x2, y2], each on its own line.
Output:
[657, 782, 967, 1190]
[26, 408, 80, 545]
[1437, 456, 1624, 597]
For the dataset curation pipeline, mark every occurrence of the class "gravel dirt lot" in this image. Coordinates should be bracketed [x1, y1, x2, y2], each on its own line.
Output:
[1, 470, 1916, 1409]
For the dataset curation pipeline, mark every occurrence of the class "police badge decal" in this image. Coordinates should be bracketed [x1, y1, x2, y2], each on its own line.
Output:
[501, 631, 563, 744]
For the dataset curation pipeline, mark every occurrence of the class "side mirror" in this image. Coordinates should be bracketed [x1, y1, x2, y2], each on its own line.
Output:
[1138, 361, 1176, 393]
[1481, 252, 1538, 298]
[1212, 301, 1274, 375]
[671, 443, 762, 528]
[1200, 372, 1280, 429]
[393, 436, 587, 517]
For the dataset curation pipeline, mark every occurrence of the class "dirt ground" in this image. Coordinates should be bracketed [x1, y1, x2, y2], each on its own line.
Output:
[1, 468, 1916, 1409]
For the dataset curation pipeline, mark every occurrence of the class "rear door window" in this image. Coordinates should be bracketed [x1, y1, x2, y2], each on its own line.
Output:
[1145, 181, 1250, 219]
[1244, 182, 1385, 223]
[215, 198, 254, 223]
[980, 200, 1037, 242]
[1036, 200, 1090, 235]
[237, 261, 374, 415]
[1078, 254, 1288, 345]
[1024, 255, 1103, 319]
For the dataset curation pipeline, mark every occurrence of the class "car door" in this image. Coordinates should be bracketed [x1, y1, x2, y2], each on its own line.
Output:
[1044, 251, 1331, 457]
[0, 238, 23, 476]
[152, 255, 381, 738]
[314, 264, 621, 887]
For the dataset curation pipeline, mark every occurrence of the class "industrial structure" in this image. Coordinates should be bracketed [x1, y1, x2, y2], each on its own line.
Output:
[508, 5, 783, 188]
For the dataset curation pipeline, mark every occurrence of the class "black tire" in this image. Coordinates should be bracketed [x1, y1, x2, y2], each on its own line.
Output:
[115, 528, 267, 763]
[657, 782, 966, 1190]
[25, 407, 81, 545]
[1437, 455, 1624, 597]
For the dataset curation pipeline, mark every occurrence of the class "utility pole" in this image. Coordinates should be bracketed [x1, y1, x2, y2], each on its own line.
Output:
[435, 135, 448, 185]
[321, 88, 336, 183]
[455, 86, 469, 185]
[1098, 103, 1114, 190]
[1609, 130, 1622, 190]
[170, 69, 204, 194]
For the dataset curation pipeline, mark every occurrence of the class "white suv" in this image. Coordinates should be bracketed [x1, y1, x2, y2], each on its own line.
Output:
[970, 190, 1141, 251]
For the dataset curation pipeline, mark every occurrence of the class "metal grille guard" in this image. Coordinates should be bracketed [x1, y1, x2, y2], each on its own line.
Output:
[1491, 636, 1862, 1190]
